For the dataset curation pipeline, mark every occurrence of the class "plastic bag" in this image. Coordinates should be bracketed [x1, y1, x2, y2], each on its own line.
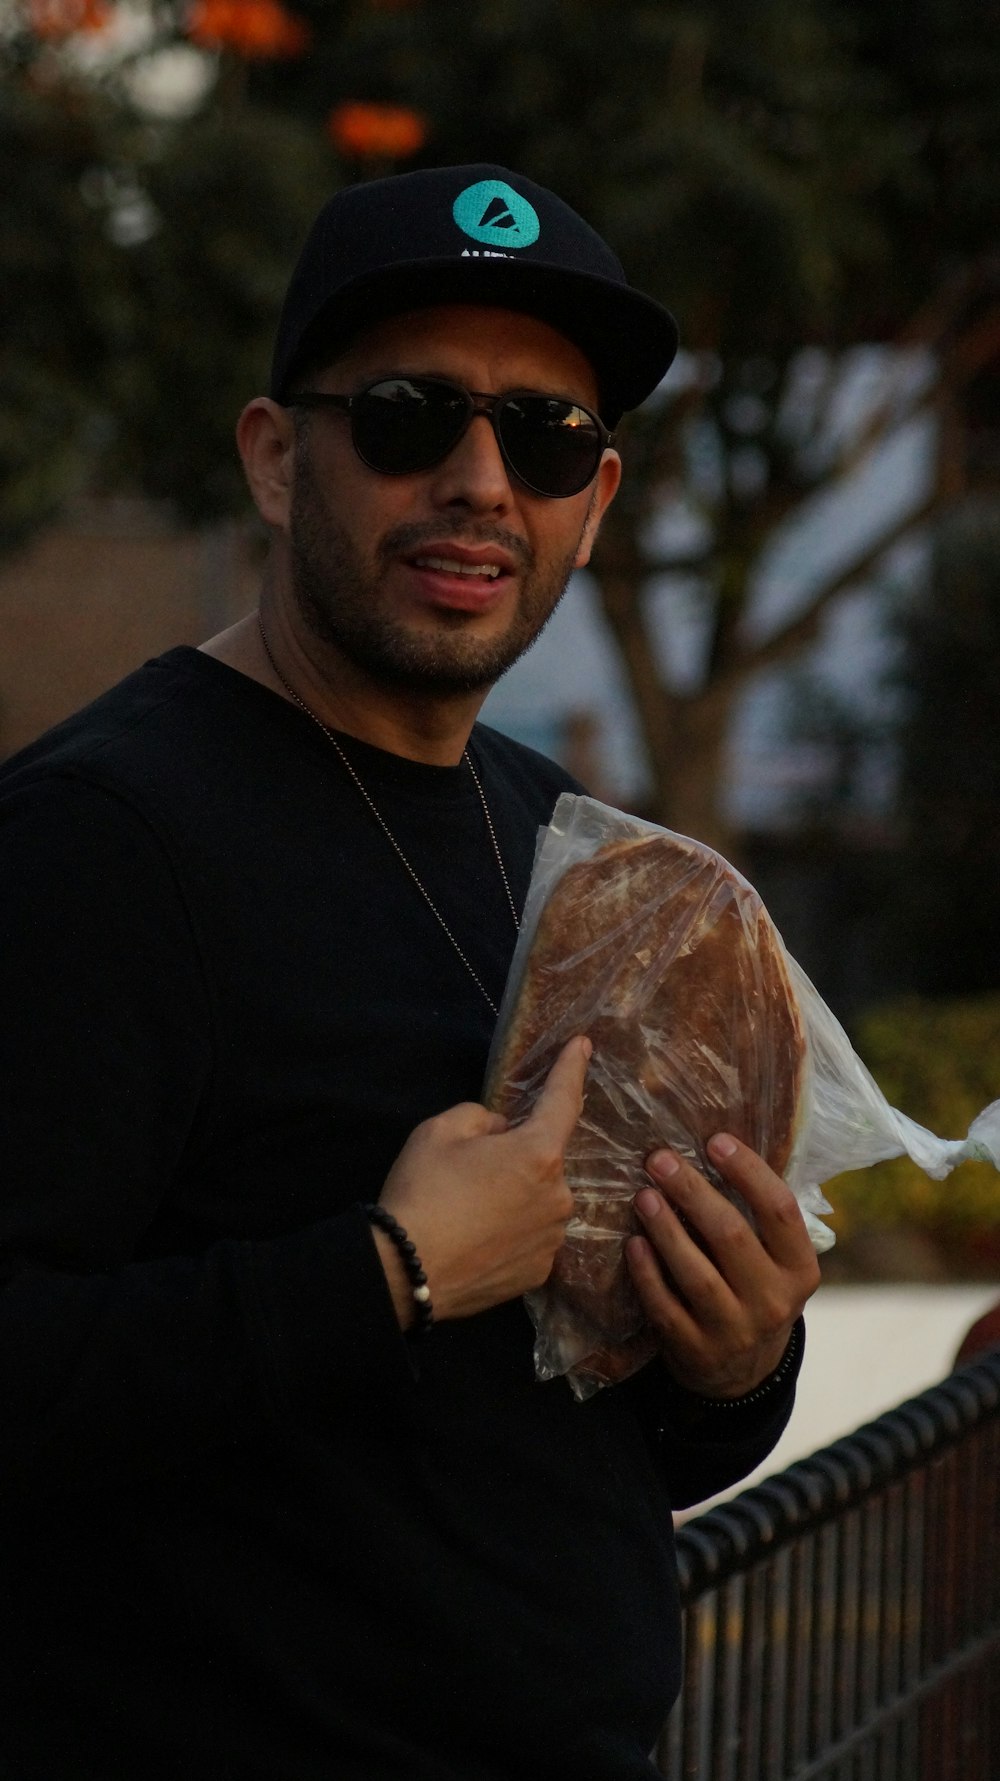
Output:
[483, 795, 1000, 1400]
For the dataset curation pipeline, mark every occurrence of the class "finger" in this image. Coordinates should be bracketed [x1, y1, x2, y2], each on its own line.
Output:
[624, 1230, 705, 1354]
[633, 1182, 743, 1315]
[703, 1133, 816, 1268]
[642, 1150, 765, 1288]
[523, 1035, 591, 1149]
[627, 1226, 798, 1398]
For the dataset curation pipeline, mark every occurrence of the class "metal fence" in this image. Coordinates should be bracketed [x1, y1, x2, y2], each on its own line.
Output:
[657, 1349, 1000, 1780]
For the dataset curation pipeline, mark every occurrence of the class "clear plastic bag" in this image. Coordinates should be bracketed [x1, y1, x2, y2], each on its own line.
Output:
[484, 795, 1000, 1399]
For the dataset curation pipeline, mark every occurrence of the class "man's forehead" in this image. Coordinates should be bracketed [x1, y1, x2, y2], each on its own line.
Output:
[318, 303, 602, 401]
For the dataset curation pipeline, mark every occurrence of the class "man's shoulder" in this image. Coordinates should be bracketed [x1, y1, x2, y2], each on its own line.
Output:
[0, 648, 239, 806]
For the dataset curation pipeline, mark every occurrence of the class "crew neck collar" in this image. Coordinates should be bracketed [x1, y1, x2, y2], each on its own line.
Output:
[165, 645, 485, 798]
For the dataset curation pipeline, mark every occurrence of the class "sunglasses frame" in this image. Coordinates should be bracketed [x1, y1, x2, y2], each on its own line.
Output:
[286, 375, 613, 499]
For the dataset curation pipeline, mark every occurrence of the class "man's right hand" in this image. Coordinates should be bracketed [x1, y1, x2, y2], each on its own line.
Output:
[373, 1036, 590, 1327]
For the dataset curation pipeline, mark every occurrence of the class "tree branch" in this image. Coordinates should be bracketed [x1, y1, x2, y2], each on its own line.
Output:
[717, 486, 942, 687]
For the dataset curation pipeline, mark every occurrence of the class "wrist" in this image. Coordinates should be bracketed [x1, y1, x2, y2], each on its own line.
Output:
[664, 1319, 804, 1422]
[712, 1328, 795, 1402]
[370, 1227, 417, 1331]
[364, 1204, 434, 1336]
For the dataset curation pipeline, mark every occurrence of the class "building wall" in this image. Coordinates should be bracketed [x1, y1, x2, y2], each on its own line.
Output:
[0, 498, 260, 760]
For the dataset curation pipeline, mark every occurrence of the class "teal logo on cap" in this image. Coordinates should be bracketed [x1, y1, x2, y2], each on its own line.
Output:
[452, 180, 540, 250]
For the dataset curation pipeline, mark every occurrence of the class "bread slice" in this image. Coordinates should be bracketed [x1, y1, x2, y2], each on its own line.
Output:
[486, 828, 808, 1394]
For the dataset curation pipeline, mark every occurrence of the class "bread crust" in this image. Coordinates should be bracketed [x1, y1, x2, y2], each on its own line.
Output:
[487, 829, 807, 1391]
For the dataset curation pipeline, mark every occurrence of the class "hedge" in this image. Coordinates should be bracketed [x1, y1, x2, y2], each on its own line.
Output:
[821, 992, 1000, 1247]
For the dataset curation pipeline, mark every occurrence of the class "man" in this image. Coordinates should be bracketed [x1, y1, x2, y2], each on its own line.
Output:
[0, 165, 819, 1779]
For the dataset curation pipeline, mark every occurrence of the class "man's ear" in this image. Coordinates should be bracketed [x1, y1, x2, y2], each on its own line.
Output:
[574, 449, 622, 569]
[235, 398, 297, 529]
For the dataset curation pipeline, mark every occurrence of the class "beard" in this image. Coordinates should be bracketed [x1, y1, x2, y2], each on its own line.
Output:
[288, 439, 586, 696]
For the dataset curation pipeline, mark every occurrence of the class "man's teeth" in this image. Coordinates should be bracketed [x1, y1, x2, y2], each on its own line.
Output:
[415, 556, 502, 579]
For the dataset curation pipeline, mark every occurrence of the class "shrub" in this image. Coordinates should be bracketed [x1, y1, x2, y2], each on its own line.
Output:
[823, 992, 1000, 1253]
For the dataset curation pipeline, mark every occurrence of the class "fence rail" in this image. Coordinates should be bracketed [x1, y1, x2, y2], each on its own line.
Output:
[658, 1349, 1000, 1780]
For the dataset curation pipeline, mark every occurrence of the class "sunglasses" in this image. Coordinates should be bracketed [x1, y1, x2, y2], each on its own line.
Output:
[287, 375, 612, 499]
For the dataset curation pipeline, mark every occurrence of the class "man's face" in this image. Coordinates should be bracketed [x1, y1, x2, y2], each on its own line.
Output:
[284, 305, 620, 697]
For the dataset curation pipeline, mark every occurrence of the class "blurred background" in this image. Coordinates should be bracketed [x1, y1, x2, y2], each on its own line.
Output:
[2, 0, 999, 1289]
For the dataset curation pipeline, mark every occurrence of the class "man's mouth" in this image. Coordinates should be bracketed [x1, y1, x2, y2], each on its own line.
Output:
[384, 523, 526, 589]
[412, 556, 503, 581]
[400, 542, 518, 613]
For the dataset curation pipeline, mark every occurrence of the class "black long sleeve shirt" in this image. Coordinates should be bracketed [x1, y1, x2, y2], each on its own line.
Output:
[0, 649, 800, 1780]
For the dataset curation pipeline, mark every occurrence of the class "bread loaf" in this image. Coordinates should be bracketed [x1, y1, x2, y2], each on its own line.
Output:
[486, 828, 808, 1394]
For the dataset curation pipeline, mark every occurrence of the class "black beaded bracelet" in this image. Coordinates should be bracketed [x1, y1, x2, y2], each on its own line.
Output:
[696, 1318, 802, 1409]
[363, 1204, 434, 1334]
[666, 1318, 803, 1415]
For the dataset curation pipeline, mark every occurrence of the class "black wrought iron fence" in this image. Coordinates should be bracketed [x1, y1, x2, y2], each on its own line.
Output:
[657, 1349, 1000, 1780]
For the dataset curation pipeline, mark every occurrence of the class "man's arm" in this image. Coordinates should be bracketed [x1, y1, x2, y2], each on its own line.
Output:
[0, 773, 590, 1496]
[0, 776, 420, 1494]
[625, 1317, 805, 1510]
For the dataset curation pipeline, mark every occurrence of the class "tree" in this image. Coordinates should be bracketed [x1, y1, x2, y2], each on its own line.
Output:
[3, 0, 998, 846]
[0, 0, 335, 530]
[0, 42, 127, 542]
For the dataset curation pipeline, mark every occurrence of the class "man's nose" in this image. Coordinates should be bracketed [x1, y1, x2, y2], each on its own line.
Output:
[427, 413, 514, 512]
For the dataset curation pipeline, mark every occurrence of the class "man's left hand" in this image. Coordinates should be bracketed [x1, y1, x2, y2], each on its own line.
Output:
[625, 1134, 821, 1400]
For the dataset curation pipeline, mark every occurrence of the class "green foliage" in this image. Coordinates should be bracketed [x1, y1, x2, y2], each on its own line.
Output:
[0, 70, 127, 540]
[838, 0, 1000, 323]
[826, 992, 1000, 1242]
[0, 18, 336, 536]
[105, 103, 333, 520]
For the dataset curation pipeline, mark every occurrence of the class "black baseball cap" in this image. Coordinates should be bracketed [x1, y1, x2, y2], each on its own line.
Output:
[269, 164, 679, 427]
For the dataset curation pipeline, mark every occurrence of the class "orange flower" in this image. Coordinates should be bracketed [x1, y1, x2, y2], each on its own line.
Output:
[27, 0, 112, 35]
[186, 0, 310, 58]
[327, 102, 429, 161]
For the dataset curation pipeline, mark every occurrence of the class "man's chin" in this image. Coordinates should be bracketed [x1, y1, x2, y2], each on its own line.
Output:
[320, 613, 544, 698]
[357, 639, 527, 698]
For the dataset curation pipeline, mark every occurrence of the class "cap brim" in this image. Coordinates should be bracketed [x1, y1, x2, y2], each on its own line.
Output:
[271, 257, 679, 425]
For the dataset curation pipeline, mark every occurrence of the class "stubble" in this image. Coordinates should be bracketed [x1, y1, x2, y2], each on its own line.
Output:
[288, 434, 587, 696]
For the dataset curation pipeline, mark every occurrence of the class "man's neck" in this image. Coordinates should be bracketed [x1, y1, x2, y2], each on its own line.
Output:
[199, 609, 486, 767]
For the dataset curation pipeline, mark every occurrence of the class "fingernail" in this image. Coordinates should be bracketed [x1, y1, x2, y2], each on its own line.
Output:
[636, 1188, 662, 1219]
[580, 1036, 593, 1060]
[708, 1133, 738, 1160]
[648, 1149, 679, 1179]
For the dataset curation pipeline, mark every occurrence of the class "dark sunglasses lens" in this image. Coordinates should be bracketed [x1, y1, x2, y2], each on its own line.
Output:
[351, 379, 470, 474]
[498, 396, 602, 496]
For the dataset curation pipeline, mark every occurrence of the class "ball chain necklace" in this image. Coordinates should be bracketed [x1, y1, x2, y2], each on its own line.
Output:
[257, 616, 520, 1016]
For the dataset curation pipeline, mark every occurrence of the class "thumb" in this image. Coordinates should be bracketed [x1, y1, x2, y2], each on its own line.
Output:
[524, 1035, 591, 1149]
[438, 1102, 511, 1140]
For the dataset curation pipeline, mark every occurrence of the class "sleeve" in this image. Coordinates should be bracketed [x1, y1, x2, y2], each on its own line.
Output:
[626, 1318, 805, 1511]
[0, 774, 416, 1498]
